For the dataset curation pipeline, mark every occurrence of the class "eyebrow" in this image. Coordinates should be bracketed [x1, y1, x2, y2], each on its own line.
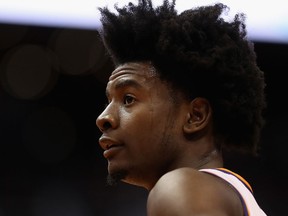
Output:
[106, 78, 143, 98]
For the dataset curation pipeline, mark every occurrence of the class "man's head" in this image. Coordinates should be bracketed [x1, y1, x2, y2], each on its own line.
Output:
[96, 0, 266, 187]
[98, 0, 266, 153]
[97, 62, 207, 188]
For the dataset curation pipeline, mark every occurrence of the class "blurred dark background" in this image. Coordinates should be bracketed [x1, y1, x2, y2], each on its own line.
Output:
[0, 23, 287, 216]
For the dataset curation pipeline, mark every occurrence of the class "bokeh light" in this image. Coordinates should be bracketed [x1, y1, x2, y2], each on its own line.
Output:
[49, 29, 108, 76]
[0, 44, 59, 100]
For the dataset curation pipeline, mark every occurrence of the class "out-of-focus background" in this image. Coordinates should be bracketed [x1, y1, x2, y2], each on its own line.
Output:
[0, 0, 287, 215]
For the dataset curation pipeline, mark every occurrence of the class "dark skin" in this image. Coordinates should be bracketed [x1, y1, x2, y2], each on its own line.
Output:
[96, 61, 244, 215]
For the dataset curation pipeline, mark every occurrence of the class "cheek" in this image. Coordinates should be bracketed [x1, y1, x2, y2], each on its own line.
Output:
[122, 109, 156, 137]
[123, 108, 174, 147]
[120, 107, 163, 143]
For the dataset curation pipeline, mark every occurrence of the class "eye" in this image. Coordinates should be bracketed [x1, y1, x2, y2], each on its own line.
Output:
[123, 95, 135, 105]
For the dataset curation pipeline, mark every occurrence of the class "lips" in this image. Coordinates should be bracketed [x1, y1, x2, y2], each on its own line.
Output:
[98, 136, 123, 159]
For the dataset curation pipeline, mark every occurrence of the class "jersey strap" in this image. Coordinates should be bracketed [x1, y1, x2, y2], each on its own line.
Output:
[199, 168, 267, 216]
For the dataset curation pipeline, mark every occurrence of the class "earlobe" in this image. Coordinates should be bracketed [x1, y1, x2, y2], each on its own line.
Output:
[183, 97, 211, 134]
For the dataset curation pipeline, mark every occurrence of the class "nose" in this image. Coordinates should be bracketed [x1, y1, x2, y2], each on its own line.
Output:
[96, 107, 117, 132]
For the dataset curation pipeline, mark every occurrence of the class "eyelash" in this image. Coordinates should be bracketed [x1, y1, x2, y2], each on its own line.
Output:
[104, 94, 136, 108]
[123, 94, 135, 105]
[104, 94, 136, 109]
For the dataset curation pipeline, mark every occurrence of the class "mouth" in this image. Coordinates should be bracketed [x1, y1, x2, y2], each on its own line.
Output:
[98, 136, 123, 158]
[99, 136, 120, 150]
[106, 143, 120, 150]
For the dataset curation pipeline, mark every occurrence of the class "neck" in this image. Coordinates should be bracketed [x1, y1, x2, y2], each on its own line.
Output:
[196, 149, 223, 169]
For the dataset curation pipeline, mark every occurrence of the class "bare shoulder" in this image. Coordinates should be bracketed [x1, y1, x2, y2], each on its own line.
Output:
[147, 167, 243, 216]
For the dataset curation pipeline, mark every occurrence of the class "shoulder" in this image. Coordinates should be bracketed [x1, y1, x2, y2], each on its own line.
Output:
[147, 167, 243, 216]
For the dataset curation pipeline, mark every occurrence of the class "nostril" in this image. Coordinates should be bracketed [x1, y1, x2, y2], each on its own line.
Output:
[96, 113, 116, 132]
[103, 121, 112, 131]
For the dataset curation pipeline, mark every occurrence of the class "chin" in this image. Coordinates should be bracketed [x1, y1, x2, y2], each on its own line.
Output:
[106, 170, 127, 186]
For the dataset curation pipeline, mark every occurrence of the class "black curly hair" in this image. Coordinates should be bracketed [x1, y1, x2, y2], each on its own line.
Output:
[98, 0, 266, 154]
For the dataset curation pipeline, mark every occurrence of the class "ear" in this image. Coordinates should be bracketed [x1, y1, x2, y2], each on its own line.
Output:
[183, 97, 212, 134]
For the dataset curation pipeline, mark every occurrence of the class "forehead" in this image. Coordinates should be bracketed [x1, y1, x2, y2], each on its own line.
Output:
[106, 62, 179, 103]
[109, 62, 157, 80]
[106, 62, 161, 94]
